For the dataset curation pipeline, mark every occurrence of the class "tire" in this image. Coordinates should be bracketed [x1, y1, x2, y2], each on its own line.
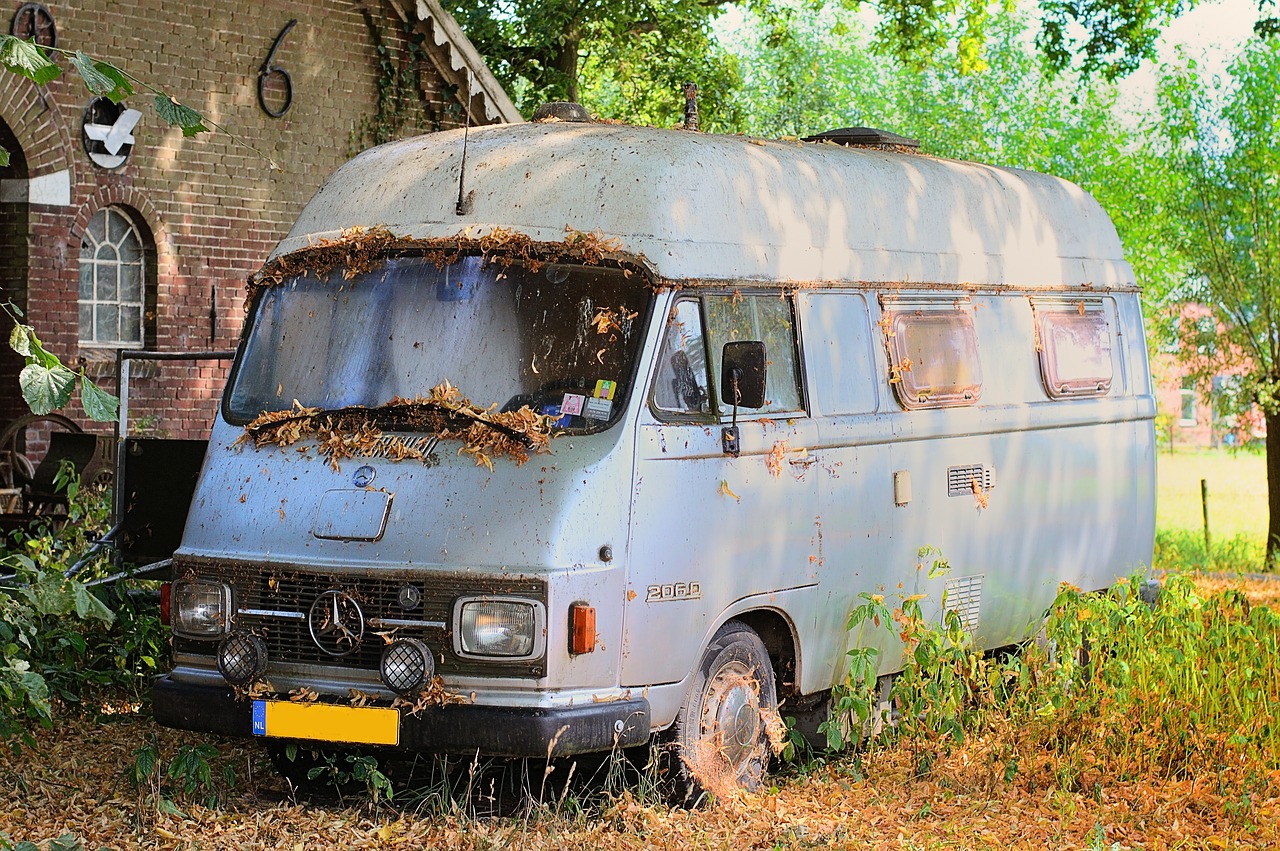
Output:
[668, 620, 779, 805]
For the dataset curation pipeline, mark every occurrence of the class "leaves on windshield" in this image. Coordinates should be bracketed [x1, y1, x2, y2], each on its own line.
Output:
[237, 382, 553, 472]
[590, 305, 639, 340]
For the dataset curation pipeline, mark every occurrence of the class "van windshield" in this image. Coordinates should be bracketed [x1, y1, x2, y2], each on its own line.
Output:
[226, 256, 650, 432]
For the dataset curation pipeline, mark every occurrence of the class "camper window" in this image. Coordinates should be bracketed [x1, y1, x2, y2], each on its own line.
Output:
[886, 309, 982, 410]
[1036, 305, 1113, 398]
[705, 294, 803, 416]
[652, 299, 711, 416]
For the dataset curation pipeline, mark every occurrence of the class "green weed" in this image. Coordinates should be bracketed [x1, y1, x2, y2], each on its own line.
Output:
[826, 567, 1280, 804]
[128, 737, 234, 815]
[1155, 527, 1270, 573]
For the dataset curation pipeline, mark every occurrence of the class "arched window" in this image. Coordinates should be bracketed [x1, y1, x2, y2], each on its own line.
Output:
[78, 206, 147, 346]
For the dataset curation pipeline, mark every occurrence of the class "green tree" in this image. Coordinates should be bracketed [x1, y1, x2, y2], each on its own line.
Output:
[441, 0, 743, 122]
[1154, 39, 1280, 562]
[443, 0, 1278, 123]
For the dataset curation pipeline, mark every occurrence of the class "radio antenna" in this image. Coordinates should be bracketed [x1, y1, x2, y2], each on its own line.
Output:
[455, 71, 474, 216]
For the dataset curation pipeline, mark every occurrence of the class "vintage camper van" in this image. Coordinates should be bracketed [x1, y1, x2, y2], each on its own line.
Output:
[153, 115, 1156, 795]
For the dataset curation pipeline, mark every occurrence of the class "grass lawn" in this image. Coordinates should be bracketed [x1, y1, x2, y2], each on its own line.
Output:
[1156, 447, 1266, 544]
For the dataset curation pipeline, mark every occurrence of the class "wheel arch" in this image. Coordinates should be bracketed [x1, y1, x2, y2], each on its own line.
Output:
[727, 608, 800, 703]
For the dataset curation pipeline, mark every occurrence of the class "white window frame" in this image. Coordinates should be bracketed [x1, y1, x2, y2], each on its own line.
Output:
[78, 206, 146, 347]
[1179, 377, 1197, 426]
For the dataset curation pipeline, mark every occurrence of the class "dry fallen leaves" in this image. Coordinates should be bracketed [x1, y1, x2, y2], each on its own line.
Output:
[2, 710, 1277, 850]
[246, 224, 644, 311]
[238, 381, 554, 471]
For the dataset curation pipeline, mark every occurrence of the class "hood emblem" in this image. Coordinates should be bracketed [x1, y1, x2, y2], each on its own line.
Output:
[308, 590, 365, 657]
[352, 465, 376, 488]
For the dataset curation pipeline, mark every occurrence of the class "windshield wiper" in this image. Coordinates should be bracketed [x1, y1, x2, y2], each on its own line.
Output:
[246, 402, 533, 448]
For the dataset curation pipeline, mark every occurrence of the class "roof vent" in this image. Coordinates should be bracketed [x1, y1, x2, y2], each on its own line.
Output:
[803, 126, 920, 152]
[532, 102, 593, 123]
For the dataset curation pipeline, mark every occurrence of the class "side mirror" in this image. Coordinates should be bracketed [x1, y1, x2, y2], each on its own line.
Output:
[720, 341, 767, 409]
[719, 341, 767, 458]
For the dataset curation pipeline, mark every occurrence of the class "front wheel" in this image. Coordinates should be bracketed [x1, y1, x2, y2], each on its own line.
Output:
[669, 620, 779, 805]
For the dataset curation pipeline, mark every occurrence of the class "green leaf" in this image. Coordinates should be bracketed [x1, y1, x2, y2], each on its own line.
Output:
[71, 582, 114, 626]
[70, 52, 133, 103]
[8, 322, 60, 369]
[18, 363, 75, 415]
[16, 670, 49, 714]
[8, 323, 36, 358]
[80, 374, 120, 422]
[0, 145, 9, 168]
[48, 834, 86, 851]
[156, 797, 188, 819]
[153, 94, 208, 136]
[0, 35, 61, 86]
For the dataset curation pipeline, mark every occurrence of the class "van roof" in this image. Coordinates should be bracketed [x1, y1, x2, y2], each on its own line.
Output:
[275, 122, 1134, 290]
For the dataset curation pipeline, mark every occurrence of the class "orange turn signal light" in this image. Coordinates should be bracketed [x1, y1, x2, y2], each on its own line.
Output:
[160, 582, 172, 626]
[569, 603, 596, 655]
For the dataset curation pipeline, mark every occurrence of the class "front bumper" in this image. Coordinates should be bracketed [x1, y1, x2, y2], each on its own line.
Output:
[151, 675, 651, 757]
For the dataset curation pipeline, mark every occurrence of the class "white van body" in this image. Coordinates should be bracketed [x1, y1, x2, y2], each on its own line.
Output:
[154, 121, 1155, 785]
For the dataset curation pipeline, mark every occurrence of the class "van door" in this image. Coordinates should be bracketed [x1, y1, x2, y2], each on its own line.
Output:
[621, 292, 820, 691]
[795, 291, 897, 691]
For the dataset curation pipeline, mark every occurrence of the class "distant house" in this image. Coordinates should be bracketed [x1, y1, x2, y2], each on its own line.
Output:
[1, 0, 518, 444]
[1152, 303, 1266, 449]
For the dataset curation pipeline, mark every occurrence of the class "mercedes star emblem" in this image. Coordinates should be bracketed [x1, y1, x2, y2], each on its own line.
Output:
[307, 589, 365, 657]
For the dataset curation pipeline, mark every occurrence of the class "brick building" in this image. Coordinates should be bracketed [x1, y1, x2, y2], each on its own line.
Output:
[1151, 303, 1267, 450]
[1, 0, 517, 446]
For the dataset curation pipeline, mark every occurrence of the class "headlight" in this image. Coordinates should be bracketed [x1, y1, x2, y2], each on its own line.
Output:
[453, 597, 545, 659]
[172, 579, 231, 638]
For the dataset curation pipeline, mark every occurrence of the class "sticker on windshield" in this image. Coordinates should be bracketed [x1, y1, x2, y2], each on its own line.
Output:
[561, 393, 586, 416]
[584, 397, 612, 420]
[593, 380, 617, 401]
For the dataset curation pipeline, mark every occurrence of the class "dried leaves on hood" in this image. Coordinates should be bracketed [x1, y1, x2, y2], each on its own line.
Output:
[237, 382, 553, 471]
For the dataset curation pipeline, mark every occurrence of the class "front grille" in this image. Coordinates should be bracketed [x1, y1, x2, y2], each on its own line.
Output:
[174, 563, 546, 678]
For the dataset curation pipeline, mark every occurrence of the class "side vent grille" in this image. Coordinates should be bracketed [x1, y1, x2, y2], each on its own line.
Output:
[947, 464, 993, 497]
[945, 575, 983, 632]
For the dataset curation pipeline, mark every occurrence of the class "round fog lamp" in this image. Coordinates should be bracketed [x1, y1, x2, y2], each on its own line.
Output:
[380, 638, 435, 695]
[217, 631, 268, 685]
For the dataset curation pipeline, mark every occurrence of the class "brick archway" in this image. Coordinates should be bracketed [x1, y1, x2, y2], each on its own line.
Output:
[0, 116, 32, 428]
[71, 185, 168, 260]
[0, 78, 77, 183]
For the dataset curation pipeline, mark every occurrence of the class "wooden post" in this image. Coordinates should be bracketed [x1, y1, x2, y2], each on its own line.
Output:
[1201, 478, 1211, 566]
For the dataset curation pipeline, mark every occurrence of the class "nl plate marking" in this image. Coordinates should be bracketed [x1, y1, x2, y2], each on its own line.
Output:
[252, 699, 399, 746]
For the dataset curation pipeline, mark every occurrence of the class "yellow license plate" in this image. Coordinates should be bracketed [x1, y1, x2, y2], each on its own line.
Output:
[252, 700, 400, 746]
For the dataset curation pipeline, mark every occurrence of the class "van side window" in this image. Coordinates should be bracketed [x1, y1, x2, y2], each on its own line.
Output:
[885, 309, 982, 409]
[652, 299, 711, 416]
[705, 294, 803, 415]
[1036, 303, 1113, 398]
